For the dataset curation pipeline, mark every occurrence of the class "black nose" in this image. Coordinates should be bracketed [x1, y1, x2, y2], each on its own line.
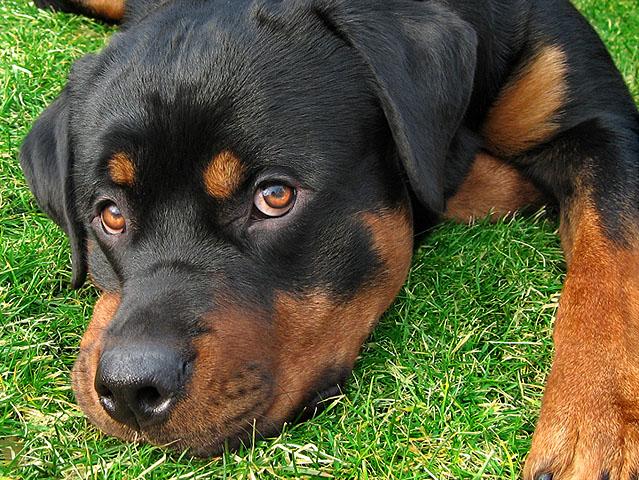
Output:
[95, 344, 190, 429]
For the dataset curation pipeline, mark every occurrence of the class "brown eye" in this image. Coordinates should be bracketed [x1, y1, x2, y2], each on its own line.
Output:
[254, 184, 295, 217]
[100, 203, 126, 234]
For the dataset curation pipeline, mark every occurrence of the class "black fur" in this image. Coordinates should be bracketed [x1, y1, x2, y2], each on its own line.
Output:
[21, 0, 639, 458]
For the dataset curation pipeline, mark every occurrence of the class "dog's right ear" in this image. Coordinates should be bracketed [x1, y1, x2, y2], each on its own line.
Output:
[20, 87, 87, 288]
[308, 0, 478, 214]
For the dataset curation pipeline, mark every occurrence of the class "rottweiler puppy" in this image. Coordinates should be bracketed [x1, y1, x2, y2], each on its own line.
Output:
[20, 0, 639, 478]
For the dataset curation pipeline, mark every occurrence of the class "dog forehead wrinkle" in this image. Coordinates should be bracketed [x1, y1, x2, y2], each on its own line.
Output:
[75, 33, 247, 164]
[107, 290, 209, 343]
[127, 232, 242, 279]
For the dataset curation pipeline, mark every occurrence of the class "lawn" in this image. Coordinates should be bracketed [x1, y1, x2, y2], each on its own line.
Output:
[0, 0, 637, 478]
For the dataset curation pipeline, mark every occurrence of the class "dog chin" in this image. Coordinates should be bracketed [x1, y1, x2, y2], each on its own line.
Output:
[139, 419, 287, 457]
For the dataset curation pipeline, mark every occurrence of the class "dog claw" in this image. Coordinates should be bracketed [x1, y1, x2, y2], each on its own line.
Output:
[535, 473, 553, 480]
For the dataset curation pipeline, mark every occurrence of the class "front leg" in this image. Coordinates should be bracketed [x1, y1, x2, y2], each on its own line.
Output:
[524, 193, 639, 478]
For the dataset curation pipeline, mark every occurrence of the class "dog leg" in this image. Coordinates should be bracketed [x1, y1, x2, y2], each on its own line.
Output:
[524, 194, 639, 479]
[521, 113, 639, 480]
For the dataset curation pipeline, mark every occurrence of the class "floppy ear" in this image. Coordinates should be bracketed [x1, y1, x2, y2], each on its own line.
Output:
[314, 0, 477, 213]
[20, 88, 87, 288]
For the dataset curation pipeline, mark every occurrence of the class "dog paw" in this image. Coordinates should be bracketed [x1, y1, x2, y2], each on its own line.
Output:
[523, 377, 639, 479]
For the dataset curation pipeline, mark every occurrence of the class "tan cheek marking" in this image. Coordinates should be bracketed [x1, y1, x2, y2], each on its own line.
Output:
[203, 150, 245, 199]
[162, 310, 277, 446]
[108, 152, 136, 187]
[444, 152, 545, 222]
[266, 208, 414, 421]
[71, 293, 137, 442]
[78, 294, 119, 352]
[483, 45, 568, 157]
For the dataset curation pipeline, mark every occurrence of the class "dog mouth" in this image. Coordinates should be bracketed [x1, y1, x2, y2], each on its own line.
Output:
[84, 390, 280, 457]
[140, 384, 345, 456]
[75, 356, 347, 456]
[138, 421, 273, 457]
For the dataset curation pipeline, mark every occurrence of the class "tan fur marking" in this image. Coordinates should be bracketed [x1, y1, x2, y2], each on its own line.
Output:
[524, 200, 639, 478]
[483, 45, 568, 157]
[203, 150, 245, 199]
[82, 0, 125, 20]
[160, 309, 277, 455]
[266, 208, 414, 421]
[71, 294, 138, 442]
[444, 152, 544, 222]
[108, 152, 136, 187]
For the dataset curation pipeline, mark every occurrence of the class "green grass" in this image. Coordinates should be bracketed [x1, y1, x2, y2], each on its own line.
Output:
[0, 0, 637, 478]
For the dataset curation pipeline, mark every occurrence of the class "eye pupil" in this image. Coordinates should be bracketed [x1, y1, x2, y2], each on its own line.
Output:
[262, 185, 292, 208]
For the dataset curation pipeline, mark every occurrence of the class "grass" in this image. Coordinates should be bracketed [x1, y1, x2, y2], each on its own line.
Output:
[0, 0, 637, 478]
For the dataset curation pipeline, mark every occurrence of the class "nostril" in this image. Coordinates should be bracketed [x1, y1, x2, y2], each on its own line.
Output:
[95, 377, 117, 413]
[94, 374, 139, 429]
[98, 388, 117, 413]
[138, 386, 161, 405]
[95, 374, 110, 396]
[137, 386, 172, 415]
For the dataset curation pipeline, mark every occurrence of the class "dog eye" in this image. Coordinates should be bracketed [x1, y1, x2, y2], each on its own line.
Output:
[254, 184, 296, 217]
[100, 203, 126, 234]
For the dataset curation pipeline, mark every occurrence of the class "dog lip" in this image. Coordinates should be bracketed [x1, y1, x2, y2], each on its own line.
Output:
[140, 423, 256, 457]
[135, 389, 279, 455]
[296, 385, 343, 422]
[309, 385, 343, 408]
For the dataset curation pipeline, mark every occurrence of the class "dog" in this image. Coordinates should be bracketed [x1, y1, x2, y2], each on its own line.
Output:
[20, 0, 639, 477]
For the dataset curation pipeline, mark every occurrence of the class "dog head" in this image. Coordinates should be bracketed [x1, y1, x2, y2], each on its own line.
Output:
[20, 0, 476, 455]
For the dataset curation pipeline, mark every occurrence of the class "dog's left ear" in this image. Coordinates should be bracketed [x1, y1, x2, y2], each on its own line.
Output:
[313, 0, 477, 213]
[20, 88, 87, 288]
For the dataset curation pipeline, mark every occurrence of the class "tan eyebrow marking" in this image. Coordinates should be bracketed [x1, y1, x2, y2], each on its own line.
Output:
[108, 152, 136, 187]
[203, 150, 246, 199]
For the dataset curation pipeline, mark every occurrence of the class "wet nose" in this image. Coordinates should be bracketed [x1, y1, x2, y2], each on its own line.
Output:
[94, 344, 190, 429]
